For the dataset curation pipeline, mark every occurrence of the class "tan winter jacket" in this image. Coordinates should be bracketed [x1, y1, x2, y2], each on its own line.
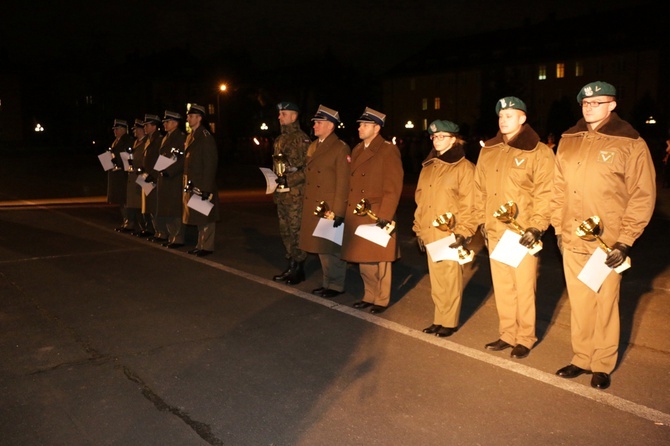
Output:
[550, 113, 656, 252]
[413, 144, 477, 244]
[474, 124, 555, 243]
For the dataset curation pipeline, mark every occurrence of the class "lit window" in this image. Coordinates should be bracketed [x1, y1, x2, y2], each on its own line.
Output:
[208, 104, 215, 115]
[575, 61, 584, 77]
[434, 97, 441, 110]
[422, 98, 428, 111]
[85, 95, 93, 105]
[538, 65, 547, 80]
[556, 63, 565, 79]
[422, 118, 427, 130]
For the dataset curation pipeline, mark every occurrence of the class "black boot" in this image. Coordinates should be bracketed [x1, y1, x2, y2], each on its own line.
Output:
[273, 260, 294, 282]
[285, 261, 305, 285]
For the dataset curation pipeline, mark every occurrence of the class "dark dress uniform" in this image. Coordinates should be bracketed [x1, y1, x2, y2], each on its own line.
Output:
[107, 132, 132, 205]
[182, 125, 220, 252]
[125, 133, 147, 232]
[142, 130, 164, 239]
[156, 128, 187, 244]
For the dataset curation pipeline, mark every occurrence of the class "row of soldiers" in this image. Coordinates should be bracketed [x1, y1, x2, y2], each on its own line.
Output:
[266, 81, 656, 391]
[106, 104, 219, 257]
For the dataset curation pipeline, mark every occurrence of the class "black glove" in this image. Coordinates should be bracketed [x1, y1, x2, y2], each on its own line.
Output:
[145, 175, 156, 184]
[519, 227, 541, 248]
[449, 234, 466, 249]
[200, 191, 210, 200]
[376, 219, 390, 229]
[556, 234, 563, 255]
[333, 216, 344, 228]
[275, 176, 288, 187]
[160, 171, 169, 178]
[605, 242, 630, 268]
[417, 237, 426, 253]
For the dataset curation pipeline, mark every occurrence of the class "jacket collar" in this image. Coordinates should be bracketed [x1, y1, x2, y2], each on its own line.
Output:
[281, 121, 302, 135]
[423, 143, 465, 164]
[486, 124, 540, 151]
[563, 112, 640, 139]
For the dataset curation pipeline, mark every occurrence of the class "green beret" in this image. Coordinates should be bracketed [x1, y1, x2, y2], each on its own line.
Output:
[495, 96, 527, 115]
[277, 102, 300, 112]
[428, 119, 459, 135]
[576, 81, 617, 104]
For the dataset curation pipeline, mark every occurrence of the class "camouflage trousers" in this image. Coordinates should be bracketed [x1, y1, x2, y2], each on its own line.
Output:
[275, 190, 307, 262]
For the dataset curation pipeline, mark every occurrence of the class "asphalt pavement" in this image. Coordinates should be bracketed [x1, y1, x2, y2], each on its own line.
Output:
[0, 150, 669, 445]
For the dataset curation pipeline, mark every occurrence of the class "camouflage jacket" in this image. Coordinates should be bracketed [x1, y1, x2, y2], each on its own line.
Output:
[273, 121, 310, 190]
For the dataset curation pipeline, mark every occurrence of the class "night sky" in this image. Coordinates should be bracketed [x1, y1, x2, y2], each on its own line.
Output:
[2, 0, 643, 76]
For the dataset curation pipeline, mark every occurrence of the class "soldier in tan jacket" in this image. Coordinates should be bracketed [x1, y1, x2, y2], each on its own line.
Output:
[413, 120, 477, 337]
[551, 81, 656, 390]
[299, 105, 351, 298]
[341, 108, 403, 314]
[474, 97, 554, 359]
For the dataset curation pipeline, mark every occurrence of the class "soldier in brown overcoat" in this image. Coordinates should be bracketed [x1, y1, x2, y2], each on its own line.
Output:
[341, 107, 403, 313]
[156, 110, 187, 248]
[182, 104, 220, 256]
[299, 105, 351, 298]
[108, 119, 133, 231]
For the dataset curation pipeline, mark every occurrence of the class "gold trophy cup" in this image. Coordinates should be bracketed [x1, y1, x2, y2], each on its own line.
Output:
[493, 200, 543, 254]
[354, 198, 396, 234]
[272, 153, 290, 193]
[432, 212, 474, 264]
[576, 216, 631, 273]
[314, 201, 335, 220]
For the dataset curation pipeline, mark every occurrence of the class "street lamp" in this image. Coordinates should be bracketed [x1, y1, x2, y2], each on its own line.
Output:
[216, 83, 228, 135]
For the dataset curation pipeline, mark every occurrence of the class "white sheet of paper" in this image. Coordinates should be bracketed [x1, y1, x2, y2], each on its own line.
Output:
[119, 152, 130, 171]
[154, 155, 176, 172]
[135, 175, 155, 196]
[259, 167, 278, 194]
[312, 218, 344, 245]
[354, 223, 391, 247]
[425, 234, 460, 263]
[187, 194, 214, 216]
[98, 151, 115, 171]
[489, 229, 528, 268]
[577, 247, 615, 293]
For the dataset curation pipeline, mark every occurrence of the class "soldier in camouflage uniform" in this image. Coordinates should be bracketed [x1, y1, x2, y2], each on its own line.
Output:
[272, 102, 311, 285]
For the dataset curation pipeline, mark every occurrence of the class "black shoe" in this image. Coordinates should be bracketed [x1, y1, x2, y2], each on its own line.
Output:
[370, 305, 387, 314]
[115, 227, 134, 233]
[556, 364, 591, 379]
[312, 287, 325, 295]
[164, 243, 184, 249]
[135, 230, 154, 238]
[285, 261, 305, 285]
[196, 250, 213, 257]
[511, 344, 530, 359]
[273, 260, 294, 282]
[591, 372, 611, 390]
[319, 289, 344, 298]
[435, 326, 456, 337]
[485, 339, 513, 351]
[150, 237, 168, 243]
[353, 301, 373, 309]
[422, 324, 442, 334]
[188, 248, 200, 255]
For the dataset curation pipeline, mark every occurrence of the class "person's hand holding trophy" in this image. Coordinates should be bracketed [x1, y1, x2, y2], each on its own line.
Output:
[432, 212, 474, 264]
[272, 153, 290, 193]
[314, 201, 344, 228]
[493, 201, 543, 255]
[575, 216, 631, 273]
[354, 198, 396, 234]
